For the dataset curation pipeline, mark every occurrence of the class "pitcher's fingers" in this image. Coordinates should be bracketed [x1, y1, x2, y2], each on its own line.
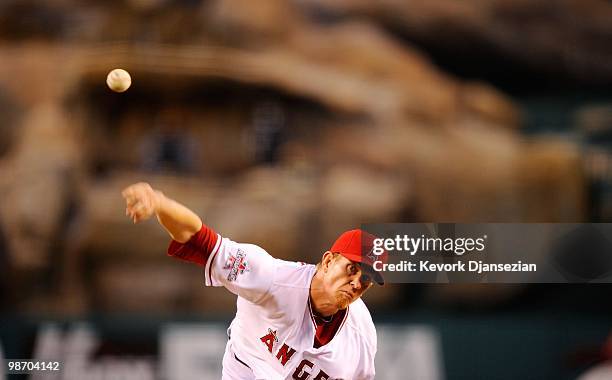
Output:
[130, 207, 146, 217]
[123, 186, 147, 203]
[126, 204, 140, 217]
[127, 196, 144, 208]
[133, 212, 146, 223]
[121, 186, 136, 199]
[133, 202, 150, 215]
[123, 194, 138, 206]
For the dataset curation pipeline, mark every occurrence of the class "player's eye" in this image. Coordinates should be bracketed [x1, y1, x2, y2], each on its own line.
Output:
[360, 274, 373, 286]
[347, 264, 357, 275]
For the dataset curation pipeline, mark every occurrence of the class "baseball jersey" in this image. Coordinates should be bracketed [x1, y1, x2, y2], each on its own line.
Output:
[168, 225, 377, 380]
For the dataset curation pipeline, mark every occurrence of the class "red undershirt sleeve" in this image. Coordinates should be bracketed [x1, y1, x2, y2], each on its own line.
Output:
[166, 224, 218, 267]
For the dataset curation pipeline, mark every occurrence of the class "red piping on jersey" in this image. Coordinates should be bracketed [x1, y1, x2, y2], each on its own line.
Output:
[207, 236, 223, 284]
[336, 307, 349, 337]
[308, 297, 317, 327]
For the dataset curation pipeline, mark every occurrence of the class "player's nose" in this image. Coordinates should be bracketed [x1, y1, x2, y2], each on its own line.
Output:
[350, 273, 362, 290]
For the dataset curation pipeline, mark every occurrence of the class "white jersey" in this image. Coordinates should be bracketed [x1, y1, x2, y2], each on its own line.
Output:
[204, 234, 377, 380]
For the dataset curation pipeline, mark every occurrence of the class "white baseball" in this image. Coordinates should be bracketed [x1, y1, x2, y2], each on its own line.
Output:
[106, 69, 132, 92]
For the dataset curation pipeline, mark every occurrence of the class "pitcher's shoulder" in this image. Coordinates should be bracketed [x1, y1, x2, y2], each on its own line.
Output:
[271, 260, 316, 290]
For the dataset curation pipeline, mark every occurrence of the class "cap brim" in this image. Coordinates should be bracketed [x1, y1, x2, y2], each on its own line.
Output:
[372, 271, 385, 285]
[362, 263, 385, 285]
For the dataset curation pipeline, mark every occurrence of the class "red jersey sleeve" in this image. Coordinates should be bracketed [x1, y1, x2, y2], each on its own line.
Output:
[167, 224, 218, 266]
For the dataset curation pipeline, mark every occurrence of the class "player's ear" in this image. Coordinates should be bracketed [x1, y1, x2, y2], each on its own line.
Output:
[321, 251, 335, 272]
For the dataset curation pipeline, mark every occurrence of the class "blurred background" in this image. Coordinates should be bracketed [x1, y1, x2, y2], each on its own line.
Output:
[0, 0, 611, 379]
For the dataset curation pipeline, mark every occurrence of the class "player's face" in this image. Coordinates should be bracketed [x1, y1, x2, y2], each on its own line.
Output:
[322, 253, 373, 310]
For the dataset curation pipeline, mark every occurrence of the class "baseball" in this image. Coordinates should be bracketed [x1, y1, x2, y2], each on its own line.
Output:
[106, 68, 131, 92]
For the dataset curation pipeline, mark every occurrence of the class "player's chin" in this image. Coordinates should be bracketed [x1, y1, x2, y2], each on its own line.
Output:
[334, 293, 354, 309]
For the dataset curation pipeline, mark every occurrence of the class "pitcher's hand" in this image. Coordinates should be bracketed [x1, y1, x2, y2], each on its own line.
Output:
[122, 182, 162, 223]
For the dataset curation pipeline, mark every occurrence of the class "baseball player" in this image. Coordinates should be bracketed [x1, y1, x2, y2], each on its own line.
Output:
[122, 182, 384, 379]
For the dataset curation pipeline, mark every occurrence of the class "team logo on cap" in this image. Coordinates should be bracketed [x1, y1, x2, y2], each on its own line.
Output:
[224, 249, 250, 282]
[366, 246, 377, 263]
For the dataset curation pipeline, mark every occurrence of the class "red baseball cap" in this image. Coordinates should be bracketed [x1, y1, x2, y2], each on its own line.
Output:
[330, 229, 386, 285]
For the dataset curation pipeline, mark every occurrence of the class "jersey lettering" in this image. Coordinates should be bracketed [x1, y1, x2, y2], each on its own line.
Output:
[275, 343, 297, 366]
[292, 359, 314, 380]
[291, 359, 331, 380]
[260, 328, 278, 353]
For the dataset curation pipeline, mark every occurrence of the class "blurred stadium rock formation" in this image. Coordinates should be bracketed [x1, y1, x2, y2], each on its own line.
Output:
[0, 0, 602, 317]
